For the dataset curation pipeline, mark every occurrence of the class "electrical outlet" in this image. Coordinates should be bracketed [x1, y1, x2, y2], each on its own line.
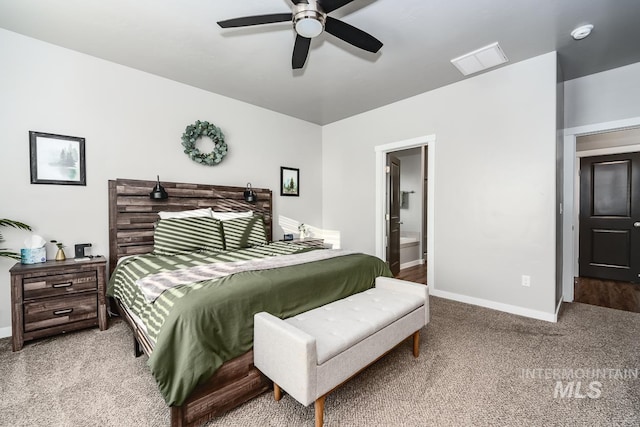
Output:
[521, 275, 531, 287]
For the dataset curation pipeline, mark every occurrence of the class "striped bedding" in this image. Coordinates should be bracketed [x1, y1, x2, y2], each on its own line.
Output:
[108, 241, 393, 406]
[107, 241, 313, 345]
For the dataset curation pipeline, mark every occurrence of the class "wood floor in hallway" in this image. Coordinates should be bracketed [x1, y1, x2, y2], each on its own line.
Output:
[395, 263, 427, 285]
[575, 277, 640, 313]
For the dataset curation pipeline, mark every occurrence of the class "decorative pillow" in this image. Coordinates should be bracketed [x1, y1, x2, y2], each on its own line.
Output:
[211, 210, 253, 221]
[222, 215, 268, 249]
[153, 216, 224, 254]
[158, 207, 213, 220]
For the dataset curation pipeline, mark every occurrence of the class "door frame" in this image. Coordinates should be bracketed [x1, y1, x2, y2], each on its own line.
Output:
[562, 116, 640, 301]
[375, 135, 436, 287]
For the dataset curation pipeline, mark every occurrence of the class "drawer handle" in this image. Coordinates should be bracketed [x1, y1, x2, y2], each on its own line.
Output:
[53, 308, 73, 316]
[52, 282, 72, 288]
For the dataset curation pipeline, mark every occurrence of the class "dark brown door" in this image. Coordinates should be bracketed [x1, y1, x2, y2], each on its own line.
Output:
[579, 152, 640, 282]
[387, 154, 401, 275]
[422, 146, 428, 261]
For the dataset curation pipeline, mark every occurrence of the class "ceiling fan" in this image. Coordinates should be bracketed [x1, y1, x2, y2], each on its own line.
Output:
[217, 0, 383, 69]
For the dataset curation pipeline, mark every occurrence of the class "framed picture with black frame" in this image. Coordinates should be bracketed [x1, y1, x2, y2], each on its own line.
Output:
[29, 131, 86, 186]
[280, 166, 299, 196]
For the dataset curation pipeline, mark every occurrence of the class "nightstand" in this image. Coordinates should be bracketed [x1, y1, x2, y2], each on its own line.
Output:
[287, 238, 325, 248]
[9, 256, 108, 351]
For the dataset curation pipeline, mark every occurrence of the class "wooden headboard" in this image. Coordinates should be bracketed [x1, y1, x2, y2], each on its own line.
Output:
[108, 178, 273, 275]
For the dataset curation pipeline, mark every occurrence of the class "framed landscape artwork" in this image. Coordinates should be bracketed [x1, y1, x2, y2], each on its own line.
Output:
[280, 166, 299, 196]
[29, 131, 86, 185]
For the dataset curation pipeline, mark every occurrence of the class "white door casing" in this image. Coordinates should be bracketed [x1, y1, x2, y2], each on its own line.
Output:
[375, 135, 436, 288]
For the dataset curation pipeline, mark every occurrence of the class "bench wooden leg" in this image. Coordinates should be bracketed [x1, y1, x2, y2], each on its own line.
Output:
[413, 330, 420, 357]
[274, 383, 282, 401]
[315, 395, 326, 427]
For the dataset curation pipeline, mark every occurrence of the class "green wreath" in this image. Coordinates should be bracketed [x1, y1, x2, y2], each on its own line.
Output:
[181, 120, 228, 165]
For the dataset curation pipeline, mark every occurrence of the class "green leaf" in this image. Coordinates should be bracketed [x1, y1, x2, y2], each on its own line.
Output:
[0, 250, 21, 260]
[0, 219, 31, 230]
[0, 219, 31, 260]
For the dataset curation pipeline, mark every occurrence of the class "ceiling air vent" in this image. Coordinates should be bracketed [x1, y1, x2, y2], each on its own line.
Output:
[451, 42, 509, 76]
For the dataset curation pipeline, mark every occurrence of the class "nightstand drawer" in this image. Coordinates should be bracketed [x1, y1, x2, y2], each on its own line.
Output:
[23, 294, 98, 332]
[23, 270, 97, 300]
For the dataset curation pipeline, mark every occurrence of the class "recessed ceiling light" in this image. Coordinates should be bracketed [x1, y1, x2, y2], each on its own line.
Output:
[571, 24, 594, 40]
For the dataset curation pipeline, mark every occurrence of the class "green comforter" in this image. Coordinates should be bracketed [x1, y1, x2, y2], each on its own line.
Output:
[108, 242, 391, 406]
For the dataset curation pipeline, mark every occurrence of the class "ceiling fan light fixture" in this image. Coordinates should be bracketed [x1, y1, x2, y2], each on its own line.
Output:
[218, 0, 382, 70]
[294, 12, 325, 38]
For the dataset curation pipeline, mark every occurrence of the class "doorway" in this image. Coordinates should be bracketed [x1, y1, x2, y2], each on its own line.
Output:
[579, 151, 640, 282]
[374, 135, 436, 287]
[387, 153, 401, 275]
[570, 126, 640, 312]
[574, 129, 640, 312]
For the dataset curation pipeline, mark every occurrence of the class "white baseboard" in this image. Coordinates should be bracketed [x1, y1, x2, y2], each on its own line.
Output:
[429, 288, 558, 323]
[400, 259, 424, 270]
[0, 326, 11, 339]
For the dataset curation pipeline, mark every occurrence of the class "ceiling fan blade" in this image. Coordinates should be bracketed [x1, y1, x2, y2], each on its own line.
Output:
[290, 0, 309, 4]
[217, 13, 292, 28]
[318, 0, 355, 14]
[292, 35, 311, 69]
[324, 16, 382, 53]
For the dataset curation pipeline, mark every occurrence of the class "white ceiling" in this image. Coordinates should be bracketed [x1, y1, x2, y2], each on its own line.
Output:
[1, 0, 639, 125]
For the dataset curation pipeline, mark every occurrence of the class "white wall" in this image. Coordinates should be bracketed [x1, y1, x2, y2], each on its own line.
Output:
[323, 52, 559, 316]
[564, 62, 640, 129]
[0, 29, 322, 335]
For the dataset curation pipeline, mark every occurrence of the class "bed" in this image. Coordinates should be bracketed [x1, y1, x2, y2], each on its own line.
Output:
[107, 178, 392, 427]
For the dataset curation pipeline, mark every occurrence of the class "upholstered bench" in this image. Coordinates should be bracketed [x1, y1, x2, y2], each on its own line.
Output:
[254, 277, 429, 426]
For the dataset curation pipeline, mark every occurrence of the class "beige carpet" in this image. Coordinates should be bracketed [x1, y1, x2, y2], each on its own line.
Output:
[1, 297, 639, 426]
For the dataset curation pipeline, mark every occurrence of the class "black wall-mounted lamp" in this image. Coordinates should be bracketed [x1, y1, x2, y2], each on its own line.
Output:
[244, 182, 257, 203]
[150, 175, 169, 200]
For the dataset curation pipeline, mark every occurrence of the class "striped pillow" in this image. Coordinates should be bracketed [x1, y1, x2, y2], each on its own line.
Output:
[153, 216, 224, 254]
[222, 215, 268, 250]
[158, 208, 213, 220]
[211, 210, 253, 221]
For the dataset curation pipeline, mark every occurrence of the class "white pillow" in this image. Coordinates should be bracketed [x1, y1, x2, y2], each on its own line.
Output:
[211, 210, 253, 221]
[158, 207, 213, 220]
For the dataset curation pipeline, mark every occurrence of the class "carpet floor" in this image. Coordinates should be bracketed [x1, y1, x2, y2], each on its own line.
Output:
[1, 297, 639, 426]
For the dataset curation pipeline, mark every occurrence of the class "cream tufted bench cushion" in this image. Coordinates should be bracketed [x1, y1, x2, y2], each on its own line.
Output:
[254, 277, 429, 427]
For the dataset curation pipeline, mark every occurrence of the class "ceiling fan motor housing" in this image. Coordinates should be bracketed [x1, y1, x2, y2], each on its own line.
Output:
[293, 1, 326, 38]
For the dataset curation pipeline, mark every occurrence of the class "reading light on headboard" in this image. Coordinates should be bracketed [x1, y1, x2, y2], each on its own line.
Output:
[244, 183, 257, 203]
[150, 176, 169, 200]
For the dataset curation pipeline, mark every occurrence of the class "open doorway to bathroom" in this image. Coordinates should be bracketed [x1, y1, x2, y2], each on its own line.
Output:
[389, 145, 428, 285]
[389, 145, 428, 283]
[375, 135, 435, 288]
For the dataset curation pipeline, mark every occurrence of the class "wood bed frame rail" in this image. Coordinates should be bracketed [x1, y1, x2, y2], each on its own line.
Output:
[108, 178, 273, 426]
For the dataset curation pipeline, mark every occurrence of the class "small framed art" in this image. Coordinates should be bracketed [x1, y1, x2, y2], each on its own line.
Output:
[280, 166, 299, 197]
[29, 131, 86, 185]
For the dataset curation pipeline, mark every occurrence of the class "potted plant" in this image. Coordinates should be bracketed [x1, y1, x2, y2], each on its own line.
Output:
[0, 219, 32, 260]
